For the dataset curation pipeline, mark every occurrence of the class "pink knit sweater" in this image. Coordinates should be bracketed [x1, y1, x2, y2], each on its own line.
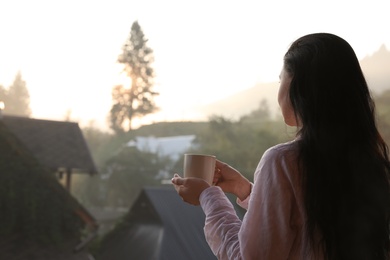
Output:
[200, 141, 323, 259]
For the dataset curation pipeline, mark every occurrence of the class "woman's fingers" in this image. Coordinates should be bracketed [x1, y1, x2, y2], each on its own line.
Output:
[172, 174, 185, 185]
[215, 160, 228, 169]
[171, 177, 210, 206]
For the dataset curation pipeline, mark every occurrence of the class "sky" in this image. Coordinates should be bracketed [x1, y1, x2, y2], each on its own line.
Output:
[0, 0, 389, 131]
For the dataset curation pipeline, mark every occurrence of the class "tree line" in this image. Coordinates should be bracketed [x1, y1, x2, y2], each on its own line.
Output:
[73, 86, 390, 210]
[0, 71, 31, 117]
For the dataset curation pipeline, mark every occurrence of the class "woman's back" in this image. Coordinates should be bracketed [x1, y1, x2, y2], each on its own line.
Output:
[284, 33, 390, 260]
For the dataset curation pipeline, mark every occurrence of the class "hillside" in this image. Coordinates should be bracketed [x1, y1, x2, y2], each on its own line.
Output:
[135, 121, 209, 137]
[199, 45, 390, 120]
[199, 82, 280, 120]
[360, 44, 390, 94]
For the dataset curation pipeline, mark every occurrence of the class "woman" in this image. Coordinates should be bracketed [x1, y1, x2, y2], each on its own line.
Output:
[172, 33, 390, 259]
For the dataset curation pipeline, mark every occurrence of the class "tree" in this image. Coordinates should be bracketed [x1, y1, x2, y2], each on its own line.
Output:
[0, 85, 7, 117]
[239, 98, 271, 124]
[110, 21, 158, 133]
[0, 85, 7, 104]
[4, 71, 31, 117]
[190, 115, 282, 181]
[375, 89, 390, 145]
[78, 147, 164, 208]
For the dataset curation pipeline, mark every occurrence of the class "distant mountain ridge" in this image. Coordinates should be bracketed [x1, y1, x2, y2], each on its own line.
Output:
[198, 82, 280, 120]
[360, 44, 390, 93]
[200, 45, 390, 120]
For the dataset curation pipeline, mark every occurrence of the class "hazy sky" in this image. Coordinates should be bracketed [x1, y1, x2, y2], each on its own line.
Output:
[0, 0, 389, 130]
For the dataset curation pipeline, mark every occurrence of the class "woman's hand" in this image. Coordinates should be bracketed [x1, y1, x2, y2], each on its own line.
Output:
[213, 160, 251, 201]
[171, 174, 210, 206]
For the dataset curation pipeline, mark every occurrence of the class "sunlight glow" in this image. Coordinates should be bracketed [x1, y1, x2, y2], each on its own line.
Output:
[0, 0, 389, 131]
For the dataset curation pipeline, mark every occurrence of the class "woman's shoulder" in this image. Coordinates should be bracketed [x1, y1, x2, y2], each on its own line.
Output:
[263, 139, 299, 160]
[256, 139, 301, 187]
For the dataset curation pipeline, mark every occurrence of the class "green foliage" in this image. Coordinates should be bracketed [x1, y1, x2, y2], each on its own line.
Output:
[176, 101, 296, 180]
[375, 89, 390, 145]
[76, 122, 175, 208]
[77, 101, 297, 208]
[104, 148, 164, 207]
[81, 148, 166, 208]
[110, 20, 158, 133]
[134, 121, 209, 137]
[81, 125, 114, 169]
[1, 71, 31, 117]
[0, 85, 6, 104]
[189, 115, 288, 181]
[0, 122, 83, 247]
[76, 122, 208, 208]
[74, 128, 131, 207]
[239, 99, 271, 124]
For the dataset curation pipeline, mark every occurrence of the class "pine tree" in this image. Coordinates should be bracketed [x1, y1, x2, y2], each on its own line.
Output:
[5, 71, 31, 117]
[0, 85, 7, 109]
[110, 21, 158, 133]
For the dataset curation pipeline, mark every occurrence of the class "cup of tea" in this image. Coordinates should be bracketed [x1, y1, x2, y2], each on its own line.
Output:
[183, 154, 216, 185]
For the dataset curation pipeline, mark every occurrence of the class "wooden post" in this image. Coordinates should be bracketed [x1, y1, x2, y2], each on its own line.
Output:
[66, 168, 72, 192]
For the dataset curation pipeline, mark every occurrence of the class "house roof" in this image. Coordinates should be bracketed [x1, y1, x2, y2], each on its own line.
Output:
[145, 186, 216, 260]
[0, 121, 97, 259]
[98, 186, 217, 260]
[2, 115, 97, 174]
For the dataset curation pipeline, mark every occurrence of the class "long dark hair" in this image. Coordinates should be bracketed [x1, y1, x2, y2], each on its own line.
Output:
[284, 33, 390, 259]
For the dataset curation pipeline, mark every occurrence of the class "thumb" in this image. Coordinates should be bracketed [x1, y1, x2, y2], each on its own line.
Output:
[172, 175, 186, 186]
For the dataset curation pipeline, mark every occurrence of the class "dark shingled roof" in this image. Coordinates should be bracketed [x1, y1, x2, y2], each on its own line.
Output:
[98, 186, 217, 260]
[2, 115, 97, 174]
[0, 120, 96, 259]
